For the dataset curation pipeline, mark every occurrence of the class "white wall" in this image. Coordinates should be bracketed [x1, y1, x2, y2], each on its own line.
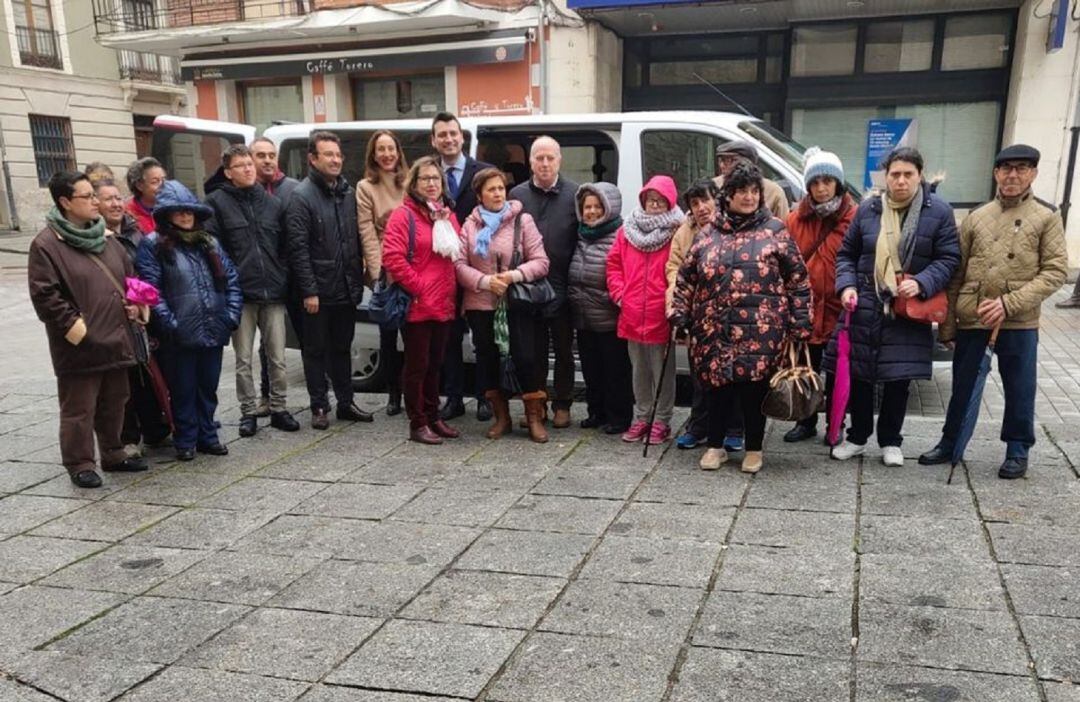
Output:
[547, 24, 622, 114]
[1003, 0, 1080, 266]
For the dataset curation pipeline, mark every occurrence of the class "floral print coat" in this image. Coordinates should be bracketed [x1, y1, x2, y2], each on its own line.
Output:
[671, 208, 813, 388]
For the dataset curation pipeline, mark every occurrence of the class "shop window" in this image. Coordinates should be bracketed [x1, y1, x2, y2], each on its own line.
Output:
[241, 82, 303, 134]
[650, 58, 758, 86]
[791, 24, 857, 77]
[624, 45, 644, 88]
[764, 34, 785, 83]
[29, 114, 75, 186]
[941, 14, 1011, 70]
[353, 75, 445, 120]
[789, 101, 1001, 204]
[864, 19, 934, 73]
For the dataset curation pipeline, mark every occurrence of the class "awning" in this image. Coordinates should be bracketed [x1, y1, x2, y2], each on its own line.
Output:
[181, 32, 527, 81]
[94, 0, 539, 56]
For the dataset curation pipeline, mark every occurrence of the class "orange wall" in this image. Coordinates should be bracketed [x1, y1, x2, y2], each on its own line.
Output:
[195, 80, 218, 120]
[456, 50, 536, 117]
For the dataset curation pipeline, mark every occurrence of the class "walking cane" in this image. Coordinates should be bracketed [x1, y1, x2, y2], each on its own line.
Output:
[643, 332, 676, 459]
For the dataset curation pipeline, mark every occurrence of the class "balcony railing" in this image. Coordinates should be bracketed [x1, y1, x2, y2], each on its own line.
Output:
[119, 50, 182, 85]
[92, 0, 312, 34]
[15, 25, 63, 69]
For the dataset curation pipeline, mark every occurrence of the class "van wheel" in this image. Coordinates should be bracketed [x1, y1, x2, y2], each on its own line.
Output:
[351, 347, 385, 392]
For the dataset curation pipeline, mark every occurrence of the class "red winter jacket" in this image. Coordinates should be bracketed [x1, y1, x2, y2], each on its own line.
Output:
[606, 228, 673, 345]
[785, 194, 855, 345]
[382, 197, 459, 324]
[125, 198, 155, 235]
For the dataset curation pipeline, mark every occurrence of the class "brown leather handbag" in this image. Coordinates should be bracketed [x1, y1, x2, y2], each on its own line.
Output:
[761, 342, 825, 422]
[892, 273, 948, 325]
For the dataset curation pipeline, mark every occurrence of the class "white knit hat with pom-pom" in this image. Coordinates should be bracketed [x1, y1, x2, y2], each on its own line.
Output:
[802, 146, 844, 188]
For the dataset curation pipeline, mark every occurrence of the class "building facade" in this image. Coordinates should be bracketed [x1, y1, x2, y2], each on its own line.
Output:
[0, 0, 186, 229]
[89, 0, 1079, 263]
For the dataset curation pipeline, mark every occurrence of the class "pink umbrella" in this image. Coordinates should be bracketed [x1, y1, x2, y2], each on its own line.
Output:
[827, 307, 853, 446]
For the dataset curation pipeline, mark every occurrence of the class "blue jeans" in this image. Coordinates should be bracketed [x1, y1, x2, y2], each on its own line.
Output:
[939, 329, 1038, 459]
[160, 346, 224, 451]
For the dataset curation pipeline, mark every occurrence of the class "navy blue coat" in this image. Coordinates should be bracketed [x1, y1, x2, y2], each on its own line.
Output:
[825, 187, 960, 383]
[136, 233, 243, 349]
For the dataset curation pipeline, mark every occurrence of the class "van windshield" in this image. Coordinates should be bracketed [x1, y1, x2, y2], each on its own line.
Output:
[738, 119, 863, 198]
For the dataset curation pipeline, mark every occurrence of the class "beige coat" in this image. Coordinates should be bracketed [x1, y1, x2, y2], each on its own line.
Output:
[356, 172, 405, 283]
[940, 191, 1067, 342]
[665, 217, 704, 311]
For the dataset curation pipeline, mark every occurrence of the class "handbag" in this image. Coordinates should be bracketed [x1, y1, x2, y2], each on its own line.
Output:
[368, 211, 415, 330]
[87, 252, 151, 365]
[506, 212, 557, 315]
[761, 342, 825, 422]
[892, 273, 948, 325]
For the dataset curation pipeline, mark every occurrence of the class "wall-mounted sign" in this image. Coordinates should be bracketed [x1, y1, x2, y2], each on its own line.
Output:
[864, 118, 918, 190]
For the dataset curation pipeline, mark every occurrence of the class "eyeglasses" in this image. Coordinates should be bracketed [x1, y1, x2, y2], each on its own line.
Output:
[996, 163, 1034, 175]
[417, 175, 443, 183]
[68, 193, 99, 201]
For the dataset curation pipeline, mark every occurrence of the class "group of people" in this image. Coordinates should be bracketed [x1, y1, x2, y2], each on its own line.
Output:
[27, 107, 1067, 488]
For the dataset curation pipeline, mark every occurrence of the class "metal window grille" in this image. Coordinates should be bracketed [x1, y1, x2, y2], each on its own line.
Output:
[29, 115, 76, 187]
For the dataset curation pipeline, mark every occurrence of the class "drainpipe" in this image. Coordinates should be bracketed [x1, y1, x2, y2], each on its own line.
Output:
[0, 123, 19, 230]
[537, 0, 548, 114]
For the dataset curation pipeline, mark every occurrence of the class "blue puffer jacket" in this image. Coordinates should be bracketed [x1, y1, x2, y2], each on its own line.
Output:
[825, 186, 960, 383]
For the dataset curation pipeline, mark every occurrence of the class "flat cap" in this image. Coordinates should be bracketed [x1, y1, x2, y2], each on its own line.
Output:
[994, 144, 1040, 167]
[715, 140, 758, 163]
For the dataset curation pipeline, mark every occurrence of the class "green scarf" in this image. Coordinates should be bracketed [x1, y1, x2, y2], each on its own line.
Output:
[175, 227, 215, 249]
[578, 216, 622, 242]
[46, 206, 106, 254]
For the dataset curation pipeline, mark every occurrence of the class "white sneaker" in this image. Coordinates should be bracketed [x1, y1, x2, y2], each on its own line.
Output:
[699, 448, 728, 471]
[882, 446, 905, 467]
[831, 441, 866, 461]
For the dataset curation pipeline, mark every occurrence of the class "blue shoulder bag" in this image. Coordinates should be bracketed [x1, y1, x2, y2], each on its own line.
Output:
[368, 211, 415, 330]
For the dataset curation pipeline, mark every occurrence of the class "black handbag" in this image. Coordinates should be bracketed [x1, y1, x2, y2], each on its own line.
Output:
[506, 212, 556, 315]
[368, 210, 415, 330]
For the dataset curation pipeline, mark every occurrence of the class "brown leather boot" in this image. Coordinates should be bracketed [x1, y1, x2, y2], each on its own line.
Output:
[485, 389, 512, 439]
[521, 391, 550, 444]
[518, 402, 548, 429]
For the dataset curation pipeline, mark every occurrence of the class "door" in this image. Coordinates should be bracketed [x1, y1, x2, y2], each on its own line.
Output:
[151, 116, 256, 198]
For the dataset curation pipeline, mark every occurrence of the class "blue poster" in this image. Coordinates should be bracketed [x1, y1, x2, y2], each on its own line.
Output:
[865, 119, 918, 190]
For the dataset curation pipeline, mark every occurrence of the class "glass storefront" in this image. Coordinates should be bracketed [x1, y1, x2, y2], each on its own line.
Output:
[241, 81, 303, 134]
[352, 74, 445, 120]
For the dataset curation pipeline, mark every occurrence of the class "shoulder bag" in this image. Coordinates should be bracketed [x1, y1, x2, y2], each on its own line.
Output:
[368, 211, 415, 330]
[506, 212, 557, 315]
[761, 342, 825, 422]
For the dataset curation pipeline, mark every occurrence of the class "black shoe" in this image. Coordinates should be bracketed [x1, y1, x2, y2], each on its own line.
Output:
[918, 445, 951, 466]
[312, 408, 330, 430]
[783, 424, 817, 443]
[998, 457, 1028, 480]
[386, 392, 402, 417]
[102, 457, 149, 473]
[197, 443, 229, 456]
[176, 448, 196, 461]
[143, 433, 172, 449]
[602, 422, 630, 435]
[440, 396, 465, 420]
[337, 402, 375, 423]
[580, 414, 605, 429]
[70, 470, 102, 488]
[476, 398, 493, 422]
[239, 415, 258, 437]
[270, 411, 300, 432]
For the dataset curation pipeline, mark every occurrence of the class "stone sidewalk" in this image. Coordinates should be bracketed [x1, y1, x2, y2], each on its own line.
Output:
[1, 280, 1079, 700]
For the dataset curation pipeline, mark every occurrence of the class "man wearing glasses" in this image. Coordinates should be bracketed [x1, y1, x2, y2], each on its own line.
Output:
[920, 145, 1067, 480]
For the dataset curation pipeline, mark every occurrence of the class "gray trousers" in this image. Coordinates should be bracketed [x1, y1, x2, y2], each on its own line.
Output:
[628, 340, 675, 424]
[233, 302, 287, 415]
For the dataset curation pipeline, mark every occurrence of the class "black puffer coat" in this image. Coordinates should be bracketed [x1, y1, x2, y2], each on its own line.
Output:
[825, 186, 960, 383]
[567, 182, 622, 332]
[286, 172, 364, 306]
[205, 183, 289, 303]
[510, 176, 580, 313]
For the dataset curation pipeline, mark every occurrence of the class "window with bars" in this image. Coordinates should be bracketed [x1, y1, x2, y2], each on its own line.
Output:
[12, 0, 62, 69]
[29, 115, 76, 186]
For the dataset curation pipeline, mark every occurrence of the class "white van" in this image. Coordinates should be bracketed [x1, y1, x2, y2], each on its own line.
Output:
[152, 111, 826, 394]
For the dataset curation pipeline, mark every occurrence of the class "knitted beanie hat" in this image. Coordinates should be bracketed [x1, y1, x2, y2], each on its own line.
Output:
[803, 146, 844, 189]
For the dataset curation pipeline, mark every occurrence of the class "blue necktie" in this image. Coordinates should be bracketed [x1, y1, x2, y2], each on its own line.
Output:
[447, 168, 459, 197]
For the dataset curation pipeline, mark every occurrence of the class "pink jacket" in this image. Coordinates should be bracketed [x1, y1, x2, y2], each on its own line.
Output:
[606, 228, 673, 345]
[456, 200, 550, 312]
[382, 197, 459, 324]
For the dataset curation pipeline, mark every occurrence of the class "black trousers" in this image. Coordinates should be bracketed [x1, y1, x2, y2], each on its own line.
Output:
[534, 307, 575, 410]
[300, 303, 356, 412]
[578, 329, 633, 428]
[442, 316, 479, 401]
[707, 381, 769, 451]
[848, 378, 911, 448]
[467, 309, 539, 394]
[687, 345, 743, 439]
[379, 325, 405, 395]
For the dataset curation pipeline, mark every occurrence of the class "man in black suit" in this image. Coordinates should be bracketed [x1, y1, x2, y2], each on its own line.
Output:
[431, 112, 494, 421]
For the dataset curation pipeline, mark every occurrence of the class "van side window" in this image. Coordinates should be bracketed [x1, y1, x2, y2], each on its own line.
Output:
[641, 129, 789, 199]
[278, 130, 471, 184]
[154, 131, 235, 198]
[478, 129, 618, 188]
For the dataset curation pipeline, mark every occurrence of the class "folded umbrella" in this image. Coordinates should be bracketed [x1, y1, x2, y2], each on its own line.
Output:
[144, 354, 175, 434]
[494, 296, 522, 396]
[947, 325, 1001, 485]
[827, 308, 852, 447]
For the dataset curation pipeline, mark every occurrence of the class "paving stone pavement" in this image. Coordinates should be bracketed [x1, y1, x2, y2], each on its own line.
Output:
[1, 262, 1079, 700]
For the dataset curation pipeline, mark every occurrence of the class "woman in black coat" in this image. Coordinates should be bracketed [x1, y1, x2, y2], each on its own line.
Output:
[828, 148, 960, 466]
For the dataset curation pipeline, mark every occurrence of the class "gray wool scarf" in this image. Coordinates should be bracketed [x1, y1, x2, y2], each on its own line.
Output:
[623, 207, 686, 252]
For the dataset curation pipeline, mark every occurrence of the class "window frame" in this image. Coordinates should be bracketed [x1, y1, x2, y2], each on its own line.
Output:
[28, 114, 76, 187]
[5, 0, 69, 72]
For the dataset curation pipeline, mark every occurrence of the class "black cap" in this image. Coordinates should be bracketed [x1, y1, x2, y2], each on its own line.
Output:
[994, 144, 1040, 167]
[715, 140, 759, 164]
